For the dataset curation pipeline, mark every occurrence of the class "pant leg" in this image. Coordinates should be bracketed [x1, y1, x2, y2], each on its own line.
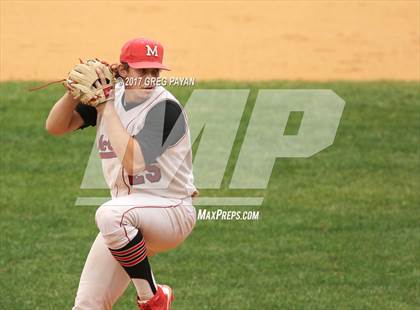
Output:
[95, 193, 196, 255]
[72, 233, 131, 310]
[125, 203, 196, 255]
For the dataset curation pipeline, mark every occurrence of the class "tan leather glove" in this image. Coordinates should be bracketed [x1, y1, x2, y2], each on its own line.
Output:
[65, 59, 115, 107]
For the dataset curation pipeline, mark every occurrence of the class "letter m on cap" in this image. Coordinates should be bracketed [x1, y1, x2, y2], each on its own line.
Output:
[146, 44, 158, 57]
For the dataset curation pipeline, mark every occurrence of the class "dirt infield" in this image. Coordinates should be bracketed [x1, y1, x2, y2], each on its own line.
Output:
[1, 1, 419, 81]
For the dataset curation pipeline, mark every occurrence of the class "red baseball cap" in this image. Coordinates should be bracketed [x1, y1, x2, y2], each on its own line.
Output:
[120, 38, 170, 70]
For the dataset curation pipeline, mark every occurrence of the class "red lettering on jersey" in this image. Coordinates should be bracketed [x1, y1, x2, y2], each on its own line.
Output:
[98, 134, 117, 159]
[128, 165, 162, 185]
[128, 174, 145, 185]
[145, 165, 161, 183]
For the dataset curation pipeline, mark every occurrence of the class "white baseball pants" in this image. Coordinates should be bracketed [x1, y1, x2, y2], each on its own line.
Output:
[72, 192, 196, 310]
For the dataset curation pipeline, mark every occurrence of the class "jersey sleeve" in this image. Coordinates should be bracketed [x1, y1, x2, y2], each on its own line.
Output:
[134, 99, 186, 165]
[75, 103, 97, 129]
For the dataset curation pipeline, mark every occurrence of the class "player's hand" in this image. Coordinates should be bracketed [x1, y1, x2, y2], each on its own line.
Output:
[95, 67, 114, 112]
[95, 58, 118, 73]
[61, 82, 80, 104]
[95, 58, 109, 66]
[63, 80, 76, 94]
[96, 67, 110, 88]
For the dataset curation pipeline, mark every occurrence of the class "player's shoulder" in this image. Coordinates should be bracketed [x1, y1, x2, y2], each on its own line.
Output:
[148, 87, 186, 125]
[157, 86, 182, 107]
[150, 87, 184, 118]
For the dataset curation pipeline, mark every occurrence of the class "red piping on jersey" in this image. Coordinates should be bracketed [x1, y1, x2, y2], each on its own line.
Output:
[121, 168, 131, 194]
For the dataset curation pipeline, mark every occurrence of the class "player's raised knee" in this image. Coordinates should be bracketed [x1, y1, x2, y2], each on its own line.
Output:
[95, 204, 119, 232]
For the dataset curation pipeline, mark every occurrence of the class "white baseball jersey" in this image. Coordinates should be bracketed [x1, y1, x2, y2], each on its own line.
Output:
[96, 80, 197, 199]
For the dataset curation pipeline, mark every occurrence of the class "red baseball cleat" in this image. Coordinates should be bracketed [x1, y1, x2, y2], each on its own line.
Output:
[137, 285, 174, 310]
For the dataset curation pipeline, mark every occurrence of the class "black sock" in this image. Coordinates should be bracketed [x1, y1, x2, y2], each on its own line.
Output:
[109, 230, 157, 294]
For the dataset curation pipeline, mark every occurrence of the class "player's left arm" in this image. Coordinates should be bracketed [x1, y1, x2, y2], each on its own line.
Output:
[92, 66, 144, 174]
[98, 102, 145, 175]
[99, 99, 185, 175]
[96, 68, 185, 175]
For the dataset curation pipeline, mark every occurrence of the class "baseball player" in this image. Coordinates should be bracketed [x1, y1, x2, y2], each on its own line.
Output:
[45, 38, 198, 309]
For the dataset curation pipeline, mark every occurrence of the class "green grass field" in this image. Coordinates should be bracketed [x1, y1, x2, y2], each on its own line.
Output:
[0, 81, 419, 309]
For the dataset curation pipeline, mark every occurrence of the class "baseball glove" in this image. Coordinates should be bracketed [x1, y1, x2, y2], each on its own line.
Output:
[29, 58, 116, 107]
[65, 59, 115, 107]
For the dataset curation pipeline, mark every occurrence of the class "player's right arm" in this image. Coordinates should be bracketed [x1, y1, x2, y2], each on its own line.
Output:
[45, 92, 94, 135]
[45, 92, 83, 135]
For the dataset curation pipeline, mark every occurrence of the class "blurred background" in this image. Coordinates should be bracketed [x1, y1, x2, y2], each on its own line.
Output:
[1, 0, 419, 81]
[1, 1, 419, 309]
